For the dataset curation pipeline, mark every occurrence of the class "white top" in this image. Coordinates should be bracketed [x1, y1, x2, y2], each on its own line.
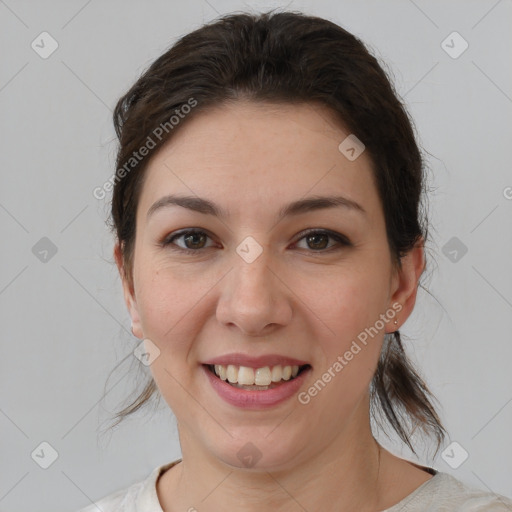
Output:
[76, 459, 512, 511]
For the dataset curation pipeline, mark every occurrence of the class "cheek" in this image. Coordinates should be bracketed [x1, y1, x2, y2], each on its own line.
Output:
[134, 266, 195, 347]
[311, 268, 389, 383]
[134, 261, 222, 357]
[133, 268, 204, 409]
[307, 275, 387, 412]
[320, 268, 389, 332]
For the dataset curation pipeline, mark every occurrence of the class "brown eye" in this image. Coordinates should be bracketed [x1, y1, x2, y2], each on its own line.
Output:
[161, 228, 350, 255]
[305, 233, 329, 250]
[162, 229, 215, 253]
[294, 229, 351, 252]
[182, 232, 208, 249]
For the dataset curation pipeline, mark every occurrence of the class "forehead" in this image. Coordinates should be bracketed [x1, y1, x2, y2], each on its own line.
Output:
[137, 101, 380, 222]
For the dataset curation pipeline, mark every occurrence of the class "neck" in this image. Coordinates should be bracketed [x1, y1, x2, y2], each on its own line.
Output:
[158, 399, 391, 511]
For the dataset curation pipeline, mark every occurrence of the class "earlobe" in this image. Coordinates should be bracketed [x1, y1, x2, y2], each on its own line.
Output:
[387, 239, 425, 333]
[114, 243, 143, 339]
[125, 290, 143, 339]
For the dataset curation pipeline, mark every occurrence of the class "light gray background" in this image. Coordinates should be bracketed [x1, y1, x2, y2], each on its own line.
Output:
[1, 0, 511, 510]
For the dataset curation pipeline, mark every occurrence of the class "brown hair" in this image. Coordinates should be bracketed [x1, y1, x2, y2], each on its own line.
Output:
[107, 10, 446, 456]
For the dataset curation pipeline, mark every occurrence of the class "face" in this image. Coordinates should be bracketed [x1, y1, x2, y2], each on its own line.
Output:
[116, 100, 422, 471]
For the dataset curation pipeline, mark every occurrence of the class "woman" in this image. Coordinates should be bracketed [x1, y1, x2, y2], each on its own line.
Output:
[78, 10, 512, 511]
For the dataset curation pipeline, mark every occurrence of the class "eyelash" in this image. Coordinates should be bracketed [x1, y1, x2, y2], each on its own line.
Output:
[160, 228, 351, 255]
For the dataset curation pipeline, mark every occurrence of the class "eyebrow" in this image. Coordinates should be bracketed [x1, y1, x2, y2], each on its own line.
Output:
[146, 193, 366, 221]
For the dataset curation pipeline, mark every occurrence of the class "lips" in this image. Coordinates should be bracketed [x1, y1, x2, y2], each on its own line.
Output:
[201, 353, 312, 409]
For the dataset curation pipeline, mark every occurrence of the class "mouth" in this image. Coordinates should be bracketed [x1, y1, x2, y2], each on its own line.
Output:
[204, 363, 311, 390]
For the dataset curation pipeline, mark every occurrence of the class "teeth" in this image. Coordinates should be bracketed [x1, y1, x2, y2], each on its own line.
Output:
[212, 364, 301, 385]
[214, 364, 227, 380]
[226, 365, 238, 384]
[237, 366, 255, 385]
[254, 367, 272, 386]
[271, 365, 282, 382]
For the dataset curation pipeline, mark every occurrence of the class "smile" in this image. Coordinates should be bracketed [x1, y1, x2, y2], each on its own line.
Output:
[202, 363, 312, 409]
[207, 363, 308, 389]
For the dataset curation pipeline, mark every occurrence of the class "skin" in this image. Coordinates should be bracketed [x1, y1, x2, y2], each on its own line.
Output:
[114, 100, 432, 511]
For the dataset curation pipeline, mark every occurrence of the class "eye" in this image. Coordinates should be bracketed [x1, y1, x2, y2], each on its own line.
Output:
[161, 229, 216, 253]
[160, 228, 351, 254]
[293, 229, 351, 252]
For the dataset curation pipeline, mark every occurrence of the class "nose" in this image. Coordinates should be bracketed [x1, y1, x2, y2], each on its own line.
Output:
[216, 253, 293, 337]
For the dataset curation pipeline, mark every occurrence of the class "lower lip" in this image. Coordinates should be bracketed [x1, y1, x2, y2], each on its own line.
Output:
[202, 365, 310, 409]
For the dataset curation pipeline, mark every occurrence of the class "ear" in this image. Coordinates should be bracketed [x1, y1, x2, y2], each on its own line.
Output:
[114, 242, 143, 339]
[386, 237, 425, 333]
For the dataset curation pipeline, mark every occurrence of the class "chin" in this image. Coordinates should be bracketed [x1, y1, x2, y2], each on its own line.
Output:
[205, 429, 308, 472]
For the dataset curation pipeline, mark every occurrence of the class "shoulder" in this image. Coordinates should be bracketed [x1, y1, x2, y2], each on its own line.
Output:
[73, 482, 140, 512]
[74, 481, 143, 512]
[386, 471, 512, 511]
[73, 460, 181, 512]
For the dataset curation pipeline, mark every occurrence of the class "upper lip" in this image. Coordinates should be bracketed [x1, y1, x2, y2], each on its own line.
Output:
[202, 353, 310, 368]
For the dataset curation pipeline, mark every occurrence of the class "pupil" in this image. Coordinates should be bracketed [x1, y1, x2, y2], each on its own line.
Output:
[185, 233, 205, 249]
[308, 234, 328, 250]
